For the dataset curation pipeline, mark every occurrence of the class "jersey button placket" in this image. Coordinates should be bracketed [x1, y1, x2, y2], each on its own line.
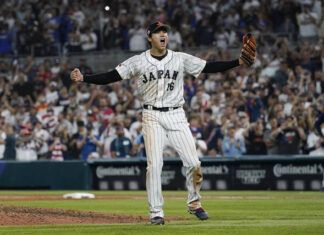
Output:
[155, 65, 165, 107]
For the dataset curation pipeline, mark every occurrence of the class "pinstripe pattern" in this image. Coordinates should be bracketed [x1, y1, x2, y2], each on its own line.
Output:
[116, 50, 206, 107]
[142, 110, 165, 218]
[116, 49, 207, 219]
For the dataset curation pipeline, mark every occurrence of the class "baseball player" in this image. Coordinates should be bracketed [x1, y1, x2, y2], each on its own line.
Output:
[70, 21, 256, 225]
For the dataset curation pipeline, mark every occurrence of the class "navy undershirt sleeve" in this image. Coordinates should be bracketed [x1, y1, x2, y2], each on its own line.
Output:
[83, 69, 122, 85]
[202, 59, 240, 73]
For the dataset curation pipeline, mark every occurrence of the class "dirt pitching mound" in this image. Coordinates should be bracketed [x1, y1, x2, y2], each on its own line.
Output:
[0, 205, 147, 225]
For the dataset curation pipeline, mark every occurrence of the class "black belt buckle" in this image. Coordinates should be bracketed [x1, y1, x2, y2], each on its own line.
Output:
[144, 105, 178, 112]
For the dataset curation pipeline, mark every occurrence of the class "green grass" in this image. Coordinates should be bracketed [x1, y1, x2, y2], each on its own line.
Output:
[0, 191, 324, 235]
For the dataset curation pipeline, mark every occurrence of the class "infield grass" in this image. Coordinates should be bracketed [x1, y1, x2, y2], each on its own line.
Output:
[0, 191, 323, 235]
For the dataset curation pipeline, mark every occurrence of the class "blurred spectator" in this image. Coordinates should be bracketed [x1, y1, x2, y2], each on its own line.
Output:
[301, 104, 319, 153]
[189, 115, 204, 140]
[16, 128, 37, 161]
[33, 121, 51, 159]
[12, 72, 34, 101]
[102, 18, 123, 49]
[99, 124, 117, 158]
[0, 124, 16, 160]
[309, 138, 324, 156]
[70, 5, 86, 28]
[313, 71, 323, 97]
[296, 2, 319, 40]
[315, 97, 324, 138]
[49, 134, 67, 161]
[79, 123, 103, 160]
[0, 22, 14, 54]
[78, 58, 93, 75]
[221, 124, 246, 157]
[129, 111, 143, 139]
[45, 81, 59, 104]
[67, 120, 85, 159]
[195, 16, 214, 46]
[215, 28, 229, 50]
[192, 128, 207, 158]
[318, 4, 324, 39]
[87, 95, 113, 127]
[264, 117, 280, 154]
[133, 125, 146, 158]
[67, 25, 82, 52]
[80, 26, 98, 51]
[168, 26, 182, 50]
[184, 76, 197, 105]
[200, 108, 223, 156]
[190, 85, 210, 112]
[271, 115, 306, 154]
[245, 90, 264, 122]
[50, 58, 61, 78]
[0, 122, 5, 159]
[129, 22, 146, 52]
[272, 61, 290, 89]
[244, 119, 268, 155]
[44, 8, 61, 51]
[110, 124, 133, 158]
[37, 108, 58, 134]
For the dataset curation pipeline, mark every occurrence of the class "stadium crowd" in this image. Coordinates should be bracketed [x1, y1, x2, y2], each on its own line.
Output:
[0, 0, 324, 161]
[1, 0, 324, 55]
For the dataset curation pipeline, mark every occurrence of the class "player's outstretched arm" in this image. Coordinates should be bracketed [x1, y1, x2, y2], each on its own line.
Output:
[70, 68, 122, 85]
[201, 59, 240, 73]
[201, 33, 256, 73]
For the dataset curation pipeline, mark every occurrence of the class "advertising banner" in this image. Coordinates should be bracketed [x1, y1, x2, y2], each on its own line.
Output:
[88, 157, 324, 191]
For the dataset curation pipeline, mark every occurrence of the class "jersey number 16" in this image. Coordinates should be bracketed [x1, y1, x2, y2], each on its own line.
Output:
[167, 82, 174, 91]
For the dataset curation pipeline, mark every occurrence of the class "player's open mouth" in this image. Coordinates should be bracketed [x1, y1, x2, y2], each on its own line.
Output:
[160, 38, 166, 46]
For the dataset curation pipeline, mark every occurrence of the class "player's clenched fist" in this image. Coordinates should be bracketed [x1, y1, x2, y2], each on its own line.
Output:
[70, 68, 84, 82]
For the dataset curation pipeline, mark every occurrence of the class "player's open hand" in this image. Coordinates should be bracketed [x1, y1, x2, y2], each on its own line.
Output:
[70, 68, 84, 82]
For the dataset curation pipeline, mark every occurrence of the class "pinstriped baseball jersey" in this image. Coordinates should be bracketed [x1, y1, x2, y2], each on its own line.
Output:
[115, 49, 206, 107]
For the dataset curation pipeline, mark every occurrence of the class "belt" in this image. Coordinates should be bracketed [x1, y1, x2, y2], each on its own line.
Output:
[143, 104, 180, 112]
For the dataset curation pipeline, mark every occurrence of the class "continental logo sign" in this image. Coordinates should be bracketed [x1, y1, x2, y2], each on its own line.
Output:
[273, 164, 324, 177]
[96, 166, 141, 178]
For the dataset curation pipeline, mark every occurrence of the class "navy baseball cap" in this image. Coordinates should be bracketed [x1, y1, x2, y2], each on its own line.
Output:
[147, 21, 170, 36]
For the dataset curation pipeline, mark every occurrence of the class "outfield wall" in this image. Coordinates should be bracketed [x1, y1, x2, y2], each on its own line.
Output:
[89, 156, 324, 191]
[0, 156, 323, 190]
[0, 160, 91, 189]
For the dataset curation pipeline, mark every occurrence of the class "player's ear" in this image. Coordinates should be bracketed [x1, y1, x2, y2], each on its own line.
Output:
[147, 37, 152, 48]
[147, 36, 152, 43]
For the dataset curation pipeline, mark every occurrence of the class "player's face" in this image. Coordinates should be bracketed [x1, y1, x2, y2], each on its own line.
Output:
[148, 29, 168, 52]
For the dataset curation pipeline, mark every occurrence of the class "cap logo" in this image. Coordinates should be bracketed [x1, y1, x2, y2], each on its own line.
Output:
[147, 21, 170, 36]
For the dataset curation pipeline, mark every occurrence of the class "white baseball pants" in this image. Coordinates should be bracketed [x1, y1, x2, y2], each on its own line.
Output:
[142, 107, 203, 219]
